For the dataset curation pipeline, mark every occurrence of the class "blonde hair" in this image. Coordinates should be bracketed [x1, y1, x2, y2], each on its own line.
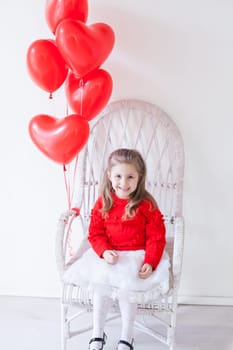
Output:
[99, 148, 157, 217]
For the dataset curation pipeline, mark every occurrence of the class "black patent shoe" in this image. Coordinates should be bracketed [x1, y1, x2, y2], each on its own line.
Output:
[88, 332, 107, 350]
[116, 339, 134, 349]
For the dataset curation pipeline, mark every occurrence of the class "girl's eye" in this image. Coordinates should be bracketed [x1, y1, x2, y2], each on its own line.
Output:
[128, 175, 134, 179]
[115, 175, 121, 179]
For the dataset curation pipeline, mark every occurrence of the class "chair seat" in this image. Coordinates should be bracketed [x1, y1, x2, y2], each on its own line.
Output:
[62, 283, 174, 314]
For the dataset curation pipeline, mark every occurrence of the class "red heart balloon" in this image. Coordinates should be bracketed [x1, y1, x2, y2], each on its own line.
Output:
[26, 39, 68, 94]
[65, 69, 113, 120]
[56, 19, 115, 77]
[45, 0, 88, 34]
[29, 114, 89, 164]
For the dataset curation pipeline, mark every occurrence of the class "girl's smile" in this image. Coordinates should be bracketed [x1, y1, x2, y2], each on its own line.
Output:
[108, 163, 139, 199]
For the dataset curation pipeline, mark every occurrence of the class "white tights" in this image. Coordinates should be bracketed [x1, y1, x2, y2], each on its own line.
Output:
[90, 292, 137, 350]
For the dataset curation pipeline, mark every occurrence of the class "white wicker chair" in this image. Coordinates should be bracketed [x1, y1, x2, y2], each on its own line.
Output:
[56, 99, 185, 350]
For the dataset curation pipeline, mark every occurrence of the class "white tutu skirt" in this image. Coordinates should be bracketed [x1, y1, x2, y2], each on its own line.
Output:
[63, 248, 170, 303]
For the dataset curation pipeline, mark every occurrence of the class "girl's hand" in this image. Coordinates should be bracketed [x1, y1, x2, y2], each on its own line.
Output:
[138, 263, 153, 279]
[103, 250, 119, 264]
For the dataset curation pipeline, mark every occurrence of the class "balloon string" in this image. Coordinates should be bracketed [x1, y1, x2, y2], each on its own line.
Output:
[63, 155, 79, 210]
[70, 155, 79, 205]
[63, 160, 79, 257]
[63, 164, 71, 210]
[63, 164, 73, 257]
[79, 79, 84, 116]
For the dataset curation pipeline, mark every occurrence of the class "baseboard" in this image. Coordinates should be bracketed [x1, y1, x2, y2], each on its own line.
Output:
[178, 294, 233, 306]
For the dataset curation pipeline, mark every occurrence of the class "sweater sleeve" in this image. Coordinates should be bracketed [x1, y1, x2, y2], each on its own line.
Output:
[88, 197, 113, 257]
[142, 203, 166, 269]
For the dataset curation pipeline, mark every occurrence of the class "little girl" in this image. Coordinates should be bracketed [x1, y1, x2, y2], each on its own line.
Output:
[64, 148, 170, 350]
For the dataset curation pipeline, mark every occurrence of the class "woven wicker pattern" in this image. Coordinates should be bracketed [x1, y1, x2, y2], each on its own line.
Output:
[56, 99, 185, 350]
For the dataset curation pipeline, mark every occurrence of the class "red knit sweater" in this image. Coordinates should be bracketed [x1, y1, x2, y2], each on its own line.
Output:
[88, 194, 166, 269]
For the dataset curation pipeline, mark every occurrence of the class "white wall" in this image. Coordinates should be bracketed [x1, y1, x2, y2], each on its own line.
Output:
[0, 0, 232, 304]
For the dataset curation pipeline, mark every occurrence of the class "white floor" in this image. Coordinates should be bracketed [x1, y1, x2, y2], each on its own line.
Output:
[0, 296, 233, 350]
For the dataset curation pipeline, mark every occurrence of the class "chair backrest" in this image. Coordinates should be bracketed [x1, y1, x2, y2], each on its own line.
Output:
[75, 99, 184, 247]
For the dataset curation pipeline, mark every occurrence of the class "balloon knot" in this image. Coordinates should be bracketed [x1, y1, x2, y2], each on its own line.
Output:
[79, 79, 84, 88]
[71, 207, 80, 216]
[49, 92, 53, 99]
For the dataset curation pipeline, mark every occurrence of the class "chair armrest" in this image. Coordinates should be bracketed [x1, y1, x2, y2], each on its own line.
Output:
[64, 237, 90, 270]
[55, 210, 76, 278]
[55, 210, 91, 279]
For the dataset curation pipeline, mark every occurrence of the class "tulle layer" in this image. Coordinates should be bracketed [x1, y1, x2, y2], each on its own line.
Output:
[63, 249, 170, 303]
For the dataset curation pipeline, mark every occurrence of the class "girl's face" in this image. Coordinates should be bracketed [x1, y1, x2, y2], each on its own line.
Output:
[108, 163, 139, 199]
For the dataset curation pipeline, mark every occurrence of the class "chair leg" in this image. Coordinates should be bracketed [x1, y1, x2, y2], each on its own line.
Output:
[168, 326, 175, 350]
[61, 304, 69, 350]
[168, 304, 178, 350]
